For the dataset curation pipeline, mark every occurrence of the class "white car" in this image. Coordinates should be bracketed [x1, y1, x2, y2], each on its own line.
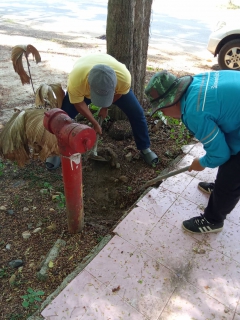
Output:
[207, 21, 240, 70]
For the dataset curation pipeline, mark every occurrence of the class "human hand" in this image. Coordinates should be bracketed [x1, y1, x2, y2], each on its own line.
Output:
[93, 122, 102, 135]
[188, 158, 205, 172]
[98, 108, 108, 120]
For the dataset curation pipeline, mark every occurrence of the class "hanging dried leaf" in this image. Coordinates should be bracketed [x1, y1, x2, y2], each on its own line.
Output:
[25, 109, 59, 161]
[0, 108, 59, 167]
[11, 45, 29, 84]
[35, 83, 65, 109]
[0, 110, 30, 166]
[35, 84, 55, 108]
[26, 44, 41, 63]
[11, 44, 41, 85]
[49, 83, 65, 108]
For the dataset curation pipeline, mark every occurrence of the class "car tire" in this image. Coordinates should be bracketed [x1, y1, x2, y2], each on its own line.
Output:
[218, 39, 240, 70]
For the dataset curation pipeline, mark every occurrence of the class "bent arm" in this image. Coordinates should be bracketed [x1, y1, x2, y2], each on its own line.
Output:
[74, 101, 102, 134]
[113, 94, 122, 103]
[184, 116, 231, 168]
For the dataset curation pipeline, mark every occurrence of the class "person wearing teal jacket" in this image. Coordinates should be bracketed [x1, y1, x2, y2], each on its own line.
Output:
[145, 70, 240, 234]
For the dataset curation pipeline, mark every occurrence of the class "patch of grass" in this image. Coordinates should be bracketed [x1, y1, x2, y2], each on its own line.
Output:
[5, 19, 16, 24]
[14, 162, 62, 188]
[227, 1, 240, 9]
[168, 118, 191, 146]
[153, 111, 191, 147]
[6, 313, 25, 320]
[146, 66, 155, 71]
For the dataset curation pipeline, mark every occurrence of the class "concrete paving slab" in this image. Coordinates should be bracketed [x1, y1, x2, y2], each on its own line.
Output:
[40, 143, 240, 319]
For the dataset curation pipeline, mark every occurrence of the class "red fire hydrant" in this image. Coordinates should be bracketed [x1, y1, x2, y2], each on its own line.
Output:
[43, 108, 96, 234]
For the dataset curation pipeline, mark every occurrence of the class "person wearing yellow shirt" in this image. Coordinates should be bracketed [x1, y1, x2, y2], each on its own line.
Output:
[46, 53, 158, 169]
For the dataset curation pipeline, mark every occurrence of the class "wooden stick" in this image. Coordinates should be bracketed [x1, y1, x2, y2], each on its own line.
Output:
[91, 116, 103, 156]
[139, 165, 190, 191]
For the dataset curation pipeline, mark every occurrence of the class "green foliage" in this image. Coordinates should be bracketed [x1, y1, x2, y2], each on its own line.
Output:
[0, 161, 5, 176]
[14, 162, 62, 189]
[145, 66, 162, 74]
[152, 110, 167, 124]
[152, 162, 157, 168]
[167, 117, 191, 146]
[13, 195, 20, 206]
[127, 186, 132, 192]
[89, 103, 100, 113]
[55, 192, 66, 209]
[89, 103, 101, 119]
[89, 103, 110, 122]
[7, 313, 24, 320]
[0, 267, 8, 278]
[97, 137, 103, 145]
[146, 66, 154, 71]
[153, 111, 191, 147]
[43, 182, 53, 192]
[97, 235, 104, 242]
[21, 287, 44, 309]
[226, 1, 240, 9]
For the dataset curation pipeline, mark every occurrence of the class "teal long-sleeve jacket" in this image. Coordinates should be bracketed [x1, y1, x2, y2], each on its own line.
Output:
[180, 70, 240, 168]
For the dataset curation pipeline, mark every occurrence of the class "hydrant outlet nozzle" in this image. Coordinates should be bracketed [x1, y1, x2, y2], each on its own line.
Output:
[83, 138, 93, 151]
[43, 108, 96, 155]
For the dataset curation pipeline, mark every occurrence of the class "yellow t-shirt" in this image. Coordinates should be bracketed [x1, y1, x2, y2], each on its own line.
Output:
[67, 53, 131, 104]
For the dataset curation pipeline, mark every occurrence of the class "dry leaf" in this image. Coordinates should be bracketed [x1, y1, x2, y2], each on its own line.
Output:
[25, 109, 59, 161]
[35, 83, 65, 109]
[112, 285, 120, 292]
[11, 44, 41, 85]
[0, 110, 30, 166]
[49, 83, 65, 108]
[48, 261, 54, 268]
[0, 108, 59, 166]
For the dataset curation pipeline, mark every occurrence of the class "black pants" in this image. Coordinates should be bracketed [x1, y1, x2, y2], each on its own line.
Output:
[204, 151, 240, 224]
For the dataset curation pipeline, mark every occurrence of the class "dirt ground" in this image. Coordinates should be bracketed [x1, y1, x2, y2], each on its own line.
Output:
[0, 18, 217, 320]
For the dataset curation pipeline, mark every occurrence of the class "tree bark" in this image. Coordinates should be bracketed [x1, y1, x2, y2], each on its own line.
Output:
[106, 0, 153, 120]
[132, 0, 153, 103]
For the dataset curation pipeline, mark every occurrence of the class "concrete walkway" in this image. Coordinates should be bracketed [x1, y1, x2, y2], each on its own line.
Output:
[40, 143, 240, 319]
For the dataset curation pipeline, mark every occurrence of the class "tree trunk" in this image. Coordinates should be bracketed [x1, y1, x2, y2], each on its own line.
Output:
[106, 0, 153, 120]
[132, 0, 153, 103]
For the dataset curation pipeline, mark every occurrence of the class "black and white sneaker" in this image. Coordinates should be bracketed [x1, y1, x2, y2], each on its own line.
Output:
[182, 214, 223, 234]
[198, 182, 215, 194]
